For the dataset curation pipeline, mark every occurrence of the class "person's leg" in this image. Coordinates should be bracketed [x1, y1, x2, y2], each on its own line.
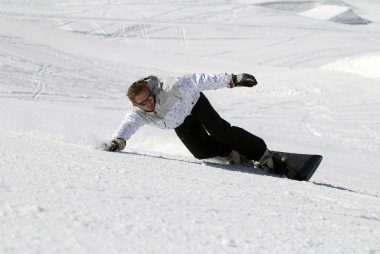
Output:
[175, 114, 231, 159]
[191, 93, 267, 161]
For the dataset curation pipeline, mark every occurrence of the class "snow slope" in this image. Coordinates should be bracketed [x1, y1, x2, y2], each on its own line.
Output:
[1, 0, 380, 253]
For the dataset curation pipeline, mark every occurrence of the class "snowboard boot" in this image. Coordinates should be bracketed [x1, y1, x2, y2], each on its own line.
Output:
[225, 150, 252, 165]
[271, 151, 289, 176]
[258, 149, 274, 171]
[259, 149, 289, 176]
[225, 150, 241, 164]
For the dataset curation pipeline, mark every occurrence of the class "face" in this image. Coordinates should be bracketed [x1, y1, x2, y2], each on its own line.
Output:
[133, 88, 155, 112]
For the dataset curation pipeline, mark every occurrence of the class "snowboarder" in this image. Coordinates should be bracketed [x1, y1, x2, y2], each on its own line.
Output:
[103, 73, 281, 173]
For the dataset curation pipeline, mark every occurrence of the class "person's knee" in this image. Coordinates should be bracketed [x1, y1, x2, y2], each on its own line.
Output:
[192, 151, 208, 160]
[255, 138, 267, 159]
[190, 147, 211, 160]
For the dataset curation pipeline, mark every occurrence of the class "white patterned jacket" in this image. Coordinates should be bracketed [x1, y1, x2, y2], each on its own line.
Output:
[112, 73, 232, 141]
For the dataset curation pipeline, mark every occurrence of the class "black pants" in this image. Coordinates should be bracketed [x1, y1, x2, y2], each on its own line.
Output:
[174, 93, 267, 161]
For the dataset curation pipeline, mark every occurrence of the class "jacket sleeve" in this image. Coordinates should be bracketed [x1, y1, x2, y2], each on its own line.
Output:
[112, 110, 145, 141]
[178, 73, 232, 93]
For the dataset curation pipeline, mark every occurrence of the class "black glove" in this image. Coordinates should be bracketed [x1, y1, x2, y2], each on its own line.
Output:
[102, 138, 126, 152]
[230, 73, 257, 87]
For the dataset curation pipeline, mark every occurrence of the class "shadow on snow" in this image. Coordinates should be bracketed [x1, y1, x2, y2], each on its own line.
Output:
[121, 150, 380, 199]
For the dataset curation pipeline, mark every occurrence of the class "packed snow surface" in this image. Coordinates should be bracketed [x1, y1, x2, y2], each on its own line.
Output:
[1, 0, 380, 253]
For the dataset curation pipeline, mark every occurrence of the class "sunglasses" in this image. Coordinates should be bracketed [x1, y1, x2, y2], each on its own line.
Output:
[136, 93, 154, 106]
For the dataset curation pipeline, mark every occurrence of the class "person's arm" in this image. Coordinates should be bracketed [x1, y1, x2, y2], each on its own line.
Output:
[179, 73, 257, 93]
[103, 110, 145, 152]
[186, 73, 231, 92]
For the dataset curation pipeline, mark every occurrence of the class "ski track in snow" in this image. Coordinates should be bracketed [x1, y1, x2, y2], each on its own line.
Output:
[1, 0, 380, 253]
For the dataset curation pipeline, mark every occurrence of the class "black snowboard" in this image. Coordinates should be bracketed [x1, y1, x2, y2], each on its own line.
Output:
[271, 151, 323, 181]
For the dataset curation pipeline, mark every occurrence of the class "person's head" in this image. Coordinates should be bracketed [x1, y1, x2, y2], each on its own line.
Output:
[127, 80, 155, 112]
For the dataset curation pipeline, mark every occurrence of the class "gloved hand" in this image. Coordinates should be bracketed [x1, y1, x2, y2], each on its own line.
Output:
[102, 138, 126, 152]
[230, 73, 258, 87]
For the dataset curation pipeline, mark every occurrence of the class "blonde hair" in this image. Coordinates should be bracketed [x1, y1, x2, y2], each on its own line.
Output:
[127, 80, 148, 102]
